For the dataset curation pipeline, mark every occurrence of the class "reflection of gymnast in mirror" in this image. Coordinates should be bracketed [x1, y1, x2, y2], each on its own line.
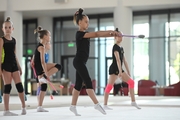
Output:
[104, 28, 141, 110]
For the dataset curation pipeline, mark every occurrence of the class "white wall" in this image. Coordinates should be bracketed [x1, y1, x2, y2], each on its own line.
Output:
[1, 0, 180, 12]
[0, 0, 117, 11]
[0, 20, 3, 36]
[123, 0, 180, 6]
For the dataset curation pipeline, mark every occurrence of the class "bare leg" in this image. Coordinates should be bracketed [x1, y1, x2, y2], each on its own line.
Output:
[46, 63, 59, 76]
[12, 71, 26, 114]
[129, 88, 135, 102]
[3, 94, 10, 111]
[35, 63, 60, 112]
[2, 71, 12, 111]
[103, 75, 117, 110]
[104, 75, 117, 105]
[121, 72, 141, 109]
[36, 82, 48, 112]
[71, 88, 80, 105]
[37, 83, 40, 103]
[86, 89, 106, 115]
[12, 71, 26, 108]
[38, 91, 46, 106]
[2, 70, 18, 116]
[86, 89, 98, 104]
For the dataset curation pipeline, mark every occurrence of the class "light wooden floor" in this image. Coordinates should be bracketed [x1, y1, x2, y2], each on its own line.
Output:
[0, 96, 180, 120]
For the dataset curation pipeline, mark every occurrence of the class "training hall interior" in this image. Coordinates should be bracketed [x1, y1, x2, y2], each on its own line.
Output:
[0, 0, 180, 120]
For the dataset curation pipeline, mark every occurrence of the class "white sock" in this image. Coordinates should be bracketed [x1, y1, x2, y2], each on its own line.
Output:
[131, 102, 141, 109]
[94, 103, 106, 115]
[103, 105, 113, 110]
[37, 106, 49, 112]
[3, 111, 18, 116]
[69, 105, 81, 116]
[21, 107, 27, 115]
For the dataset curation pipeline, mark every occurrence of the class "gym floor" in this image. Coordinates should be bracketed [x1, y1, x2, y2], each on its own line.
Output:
[0, 95, 179, 120]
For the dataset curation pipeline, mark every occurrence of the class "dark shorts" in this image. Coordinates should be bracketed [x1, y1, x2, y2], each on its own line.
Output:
[109, 65, 124, 75]
[34, 65, 44, 76]
[2, 62, 19, 72]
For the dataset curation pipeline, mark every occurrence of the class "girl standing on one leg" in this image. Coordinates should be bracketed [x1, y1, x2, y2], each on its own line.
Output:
[31, 42, 51, 103]
[0, 17, 26, 116]
[103, 28, 141, 110]
[33, 26, 61, 112]
[70, 8, 119, 116]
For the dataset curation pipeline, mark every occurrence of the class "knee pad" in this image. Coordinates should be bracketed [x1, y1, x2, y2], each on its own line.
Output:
[105, 84, 113, 93]
[36, 86, 41, 95]
[16, 82, 24, 93]
[4, 84, 12, 94]
[41, 83, 47, 91]
[55, 64, 62, 71]
[127, 79, 134, 88]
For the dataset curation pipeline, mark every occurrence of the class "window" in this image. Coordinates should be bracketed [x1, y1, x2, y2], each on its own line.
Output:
[133, 8, 180, 87]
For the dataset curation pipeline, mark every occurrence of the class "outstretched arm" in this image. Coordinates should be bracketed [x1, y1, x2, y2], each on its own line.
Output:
[83, 30, 119, 38]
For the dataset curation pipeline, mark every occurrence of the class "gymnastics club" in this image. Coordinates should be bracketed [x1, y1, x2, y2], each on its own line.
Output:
[120, 34, 145, 39]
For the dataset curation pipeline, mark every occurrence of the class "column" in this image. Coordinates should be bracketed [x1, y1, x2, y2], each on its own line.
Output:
[4, 0, 23, 95]
[38, 17, 53, 63]
[114, 0, 133, 74]
[149, 17, 166, 85]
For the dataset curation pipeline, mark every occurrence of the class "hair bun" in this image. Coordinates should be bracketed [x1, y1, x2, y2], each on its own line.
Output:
[37, 26, 43, 31]
[34, 26, 43, 34]
[115, 28, 119, 32]
[6, 17, 11, 22]
[78, 8, 84, 15]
